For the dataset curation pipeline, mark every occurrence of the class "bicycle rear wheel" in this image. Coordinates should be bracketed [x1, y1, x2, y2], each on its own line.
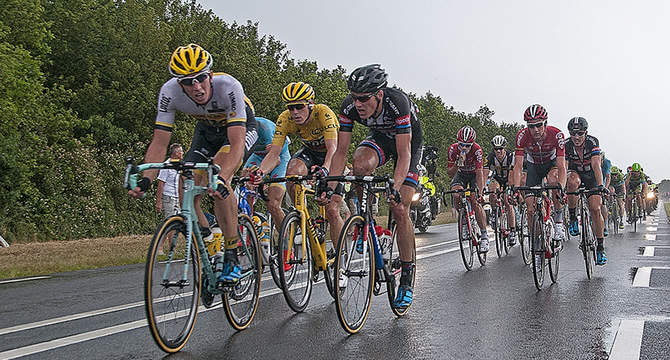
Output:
[501, 206, 510, 255]
[611, 200, 619, 235]
[223, 214, 261, 330]
[581, 203, 595, 279]
[278, 210, 312, 312]
[530, 211, 546, 290]
[458, 210, 474, 270]
[267, 208, 289, 289]
[386, 222, 416, 316]
[494, 207, 504, 258]
[335, 215, 374, 334]
[145, 216, 199, 353]
[519, 206, 531, 265]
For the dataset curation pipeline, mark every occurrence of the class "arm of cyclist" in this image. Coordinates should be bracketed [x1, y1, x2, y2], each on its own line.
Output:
[253, 144, 282, 185]
[476, 167, 485, 203]
[556, 155, 567, 189]
[128, 129, 171, 199]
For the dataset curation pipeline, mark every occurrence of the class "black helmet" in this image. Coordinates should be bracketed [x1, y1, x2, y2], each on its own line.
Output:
[347, 64, 388, 93]
[567, 117, 588, 132]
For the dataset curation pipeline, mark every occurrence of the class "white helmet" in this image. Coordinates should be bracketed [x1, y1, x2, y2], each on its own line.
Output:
[491, 135, 507, 148]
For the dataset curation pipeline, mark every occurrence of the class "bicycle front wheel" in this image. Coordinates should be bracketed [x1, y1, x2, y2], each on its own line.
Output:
[386, 221, 416, 316]
[501, 207, 510, 255]
[145, 216, 200, 353]
[549, 222, 561, 283]
[335, 215, 374, 334]
[458, 210, 474, 270]
[581, 204, 595, 279]
[222, 214, 261, 330]
[278, 210, 312, 312]
[530, 211, 546, 290]
[494, 207, 504, 258]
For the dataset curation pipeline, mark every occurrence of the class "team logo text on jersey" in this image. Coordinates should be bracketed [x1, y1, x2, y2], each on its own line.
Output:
[228, 91, 237, 112]
[159, 95, 171, 113]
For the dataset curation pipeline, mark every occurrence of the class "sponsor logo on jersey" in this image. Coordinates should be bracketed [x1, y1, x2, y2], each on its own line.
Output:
[159, 95, 171, 112]
[396, 115, 411, 126]
[228, 91, 237, 112]
[385, 97, 400, 115]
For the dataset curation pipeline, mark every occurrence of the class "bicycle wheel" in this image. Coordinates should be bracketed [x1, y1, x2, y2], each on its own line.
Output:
[548, 221, 561, 283]
[519, 206, 532, 265]
[222, 214, 261, 330]
[530, 211, 546, 290]
[611, 200, 619, 235]
[501, 206, 510, 255]
[494, 207, 504, 258]
[581, 203, 595, 279]
[457, 210, 474, 270]
[335, 215, 374, 334]
[323, 234, 337, 300]
[145, 216, 199, 353]
[278, 210, 312, 312]
[267, 208, 289, 289]
[386, 222, 415, 316]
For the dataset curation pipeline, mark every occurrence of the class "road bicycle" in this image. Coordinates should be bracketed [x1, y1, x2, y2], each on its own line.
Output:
[443, 188, 487, 270]
[124, 157, 261, 353]
[333, 175, 412, 334]
[515, 201, 532, 265]
[514, 184, 564, 291]
[485, 188, 512, 258]
[566, 187, 605, 279]
[261, 174, 334, 312]
[606, 193, 620, 235]
[628, 190, 643, 233]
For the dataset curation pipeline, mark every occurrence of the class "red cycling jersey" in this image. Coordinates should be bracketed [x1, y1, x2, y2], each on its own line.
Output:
[515, 126, 565, 164]
[447, 143, 483, 174]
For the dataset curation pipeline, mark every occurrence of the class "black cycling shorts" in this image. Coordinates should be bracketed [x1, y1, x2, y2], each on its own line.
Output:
[451, 171, 478, 192]
[358, 130, 423, 189]
[568, 169, 600, 196]
[525, 160, 557, 188]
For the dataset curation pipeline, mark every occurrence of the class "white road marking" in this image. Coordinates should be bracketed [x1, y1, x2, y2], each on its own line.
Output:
[0, 276, 51, 285]
[643, 234, 656, 241]
[642, 247, 654, 257]
[633, 267, 652, 287]
[646, 227, 657, 232]
[608, 319, 644, 360]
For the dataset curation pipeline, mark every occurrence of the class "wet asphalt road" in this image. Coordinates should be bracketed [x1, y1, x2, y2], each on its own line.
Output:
[1, 203, 669, 360]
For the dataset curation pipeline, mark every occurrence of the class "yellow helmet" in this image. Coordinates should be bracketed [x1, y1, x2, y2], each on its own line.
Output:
[282, 82, 315, 103]
[169, 43, 213, 77]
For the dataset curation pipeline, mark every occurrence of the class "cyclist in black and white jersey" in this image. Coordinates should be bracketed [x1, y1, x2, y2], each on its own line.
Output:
[484, 135, 517, 246]
[129, 43, 258, 283]
[330, 64, 423, 310]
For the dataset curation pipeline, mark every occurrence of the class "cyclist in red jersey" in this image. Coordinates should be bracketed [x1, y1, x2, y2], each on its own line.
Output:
[447, 126, 489, 252]
[511, 104, 567, 252]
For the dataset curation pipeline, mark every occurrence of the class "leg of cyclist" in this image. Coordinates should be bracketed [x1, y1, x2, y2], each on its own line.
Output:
[504, 185, 517, 246]
[471, 188, 489, 252]
[589, 192, 606, 265]
[566, 171, 581, 236]
[546, 167, 565, 244]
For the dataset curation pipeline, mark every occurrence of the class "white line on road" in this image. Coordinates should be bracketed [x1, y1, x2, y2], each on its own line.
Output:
[646, 227, 657, 232]
[643, 234, 656, 241]
[608, 319, 644, 360]
[642, 247, 655, 257]
[0, 276, 51, 285]
[633, 267, 652, 287]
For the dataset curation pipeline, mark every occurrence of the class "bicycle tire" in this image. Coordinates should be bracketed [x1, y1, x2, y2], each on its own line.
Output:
[267, 208, 289, 290]
[519, 206, 531, 265]
[494, 206, 504, 258]
[611, 200, 619, 235]
[475, 215, 487, 266]
[458, 210, 474, 271]
[386, 222, 415, 316]
[145, 216, 199, 353]
[548, 221, 560, 283]
[335, 215, 374, 334]
[223, 214, 261, 330]
[531, 210, 546, 290]
[501, 206, 510, 255]
[278, 210, 312, 312]
[581, 202, 595, 279]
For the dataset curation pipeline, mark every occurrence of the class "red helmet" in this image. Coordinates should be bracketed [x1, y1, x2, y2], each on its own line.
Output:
[524, 104, 548, 122]
[457, 126, 477, 143]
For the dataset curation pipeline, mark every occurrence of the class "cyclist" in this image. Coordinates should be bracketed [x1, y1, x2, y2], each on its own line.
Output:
[564, 117, 607, 265]
[243, 117, 291, 233]
[600, 151, 612, 236]
[609, 165, 626, 229]
[128, 44, 258, 283]
[625, 163, 647, 222]
[253, 82, 344, 253]
[330, 64, 422, 309]
[447, 126, 489, 251]
[484, 135, 518, 246]
[511, 104, 567, 267]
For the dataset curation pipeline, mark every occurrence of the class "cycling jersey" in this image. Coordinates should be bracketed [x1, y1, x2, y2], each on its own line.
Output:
[628, 171, 646, 184]
[254, 117, 289, 156]
[155, 72, 252, 130]
[611, 171, 625, 185]
[515, 126, 565, 164]
[564, 135, 601, 173]
[447, 143, 484, 174]
[272, 104, 339, 152]
[601, 157, 611, 179]
[484, 151, 515, 181]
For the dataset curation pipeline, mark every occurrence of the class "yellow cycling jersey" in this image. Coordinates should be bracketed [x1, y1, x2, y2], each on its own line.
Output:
[272, 104, 339, 152]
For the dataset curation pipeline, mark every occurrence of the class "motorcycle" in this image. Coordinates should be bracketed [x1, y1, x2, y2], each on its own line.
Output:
[410, 182, 434, 233]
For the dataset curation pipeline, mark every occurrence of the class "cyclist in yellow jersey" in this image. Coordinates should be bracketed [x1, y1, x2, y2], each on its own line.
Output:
[254, 82, 344, 247]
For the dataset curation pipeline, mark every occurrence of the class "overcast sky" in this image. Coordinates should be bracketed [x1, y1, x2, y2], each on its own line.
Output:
[199, 0, 669, 181]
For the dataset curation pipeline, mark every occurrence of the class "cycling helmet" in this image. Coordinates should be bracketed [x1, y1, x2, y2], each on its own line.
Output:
[281, 82, 315, 103]
[457, 126, 477, 143]
[611, 166, 620, 174]
[169, 43, 213, 77]
[347, 64, 388, 93]
[523, 104, 548, 122]
[567, 117, 588, 132]
[491, 135, 507, 147]
[631, 163, 642, 172]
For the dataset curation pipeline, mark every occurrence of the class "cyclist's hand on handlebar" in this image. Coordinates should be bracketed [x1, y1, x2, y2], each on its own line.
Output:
[389, 187, 402, 205]
[311, 165, 329, 179]
[315, 185, 333, 206]
[249, 169, 264, 186]
[128, 177, 151, 199]
[210, 176, 230, 200]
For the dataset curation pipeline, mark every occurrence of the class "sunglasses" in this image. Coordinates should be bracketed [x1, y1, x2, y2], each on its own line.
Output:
[527, 121, 545, 129]
[178, 73, 210, 86]
[287, 103, 308, 111]
[569, 130, 586, 137]
[458, 142, 473, 148]
[350, 92, 376, 103]
[494, 147, 505, 151]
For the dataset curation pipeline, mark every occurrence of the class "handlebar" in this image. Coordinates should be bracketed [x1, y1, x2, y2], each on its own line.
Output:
[123, 156, 221, 193]
[565, 187, 608, 196]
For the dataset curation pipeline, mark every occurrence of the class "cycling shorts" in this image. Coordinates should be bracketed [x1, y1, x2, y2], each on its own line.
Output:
[612, 183, 624, 199]
[568, 169, 600, 196]
[451, 172, 478, 192]
[525, 160, 557, 188]
[185, 121, 258, 166]
[358, 130, 423, 189]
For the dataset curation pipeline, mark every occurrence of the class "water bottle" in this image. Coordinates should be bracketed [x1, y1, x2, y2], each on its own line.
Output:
[261, 220, 270, 253]
[213, 251, 224, 277]
[210, 227, 222, 256]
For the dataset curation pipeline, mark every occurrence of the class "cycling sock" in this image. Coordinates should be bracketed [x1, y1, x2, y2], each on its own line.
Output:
[400, 261, 414, 286]
[597, 239, 604, 252]
[223, 236, 239, 250]
[569, 207, 576, 220]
